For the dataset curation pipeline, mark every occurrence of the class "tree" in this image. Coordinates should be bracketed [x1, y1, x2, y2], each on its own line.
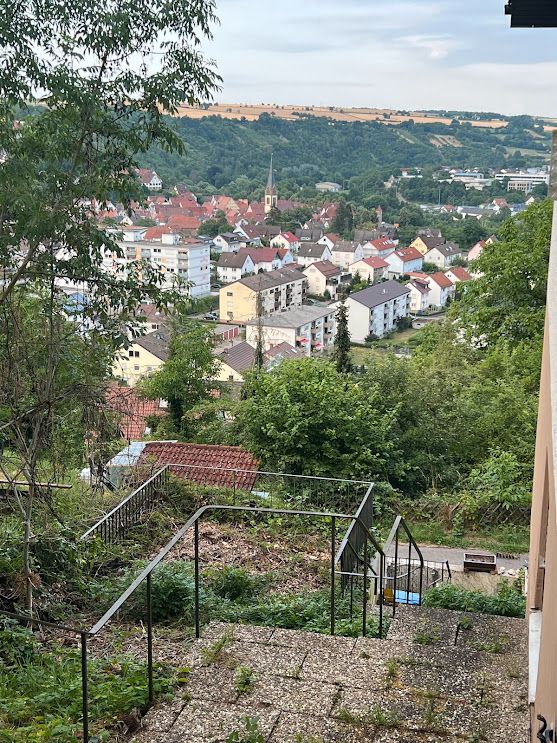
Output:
[202, 211, 232, 238]
[333, 302, 352, 373]
[265, 206, 282, 225]
[237, 359, 400, 480]
[331, 201, 354, 237]
[140, 322, 221, 433]
[0, 0, 220, 610]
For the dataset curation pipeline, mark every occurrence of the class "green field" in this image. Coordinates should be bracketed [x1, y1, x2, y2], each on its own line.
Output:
[351, 327, 422, 364]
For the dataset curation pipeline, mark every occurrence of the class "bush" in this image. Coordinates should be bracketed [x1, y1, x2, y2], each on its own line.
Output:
[205, 566, 268, 602]
[423, 581, 525, 618]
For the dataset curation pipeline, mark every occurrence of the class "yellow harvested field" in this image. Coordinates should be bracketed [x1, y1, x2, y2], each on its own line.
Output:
[175, 103, 509, 129]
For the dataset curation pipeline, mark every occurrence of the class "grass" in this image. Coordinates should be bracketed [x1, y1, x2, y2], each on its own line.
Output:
[401, 520, 530, 555]
[351, 327, 422, 363]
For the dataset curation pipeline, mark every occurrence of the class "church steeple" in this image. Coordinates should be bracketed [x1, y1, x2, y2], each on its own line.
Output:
[264, 153, 278, 214]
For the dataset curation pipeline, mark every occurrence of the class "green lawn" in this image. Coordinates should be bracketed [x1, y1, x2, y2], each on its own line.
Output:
[351, 327, 422, 364]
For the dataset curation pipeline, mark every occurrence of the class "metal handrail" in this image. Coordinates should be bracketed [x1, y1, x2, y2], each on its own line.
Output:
[2, 504, 386, 743]
[382, 514, 425, 612]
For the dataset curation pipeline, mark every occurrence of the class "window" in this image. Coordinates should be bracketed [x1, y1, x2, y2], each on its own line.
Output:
[228, 375, 234, 381]
[227, 292, 233, 297]
[128, 349, 134, 357]
[134, 365, 140, 371]
[134, 351, 140, 358]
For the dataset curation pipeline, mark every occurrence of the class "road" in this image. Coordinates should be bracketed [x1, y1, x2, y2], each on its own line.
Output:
[389, 544, 528, 571]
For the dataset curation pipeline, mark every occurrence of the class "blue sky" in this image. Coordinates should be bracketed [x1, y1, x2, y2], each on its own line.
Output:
[205, 0, 557, 116]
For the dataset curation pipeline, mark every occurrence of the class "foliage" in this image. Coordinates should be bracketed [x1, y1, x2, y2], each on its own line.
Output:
[204, 566, 269, 602]
[140, 321, 221, 432]
[234, 665, 255, 695]
[237, 359, 400, 481]
[331, 200, 354, 237]
[423, 581, 526, 618]
[332, 302, 352, 373]
[0, 637, 173, 742]
[225, 717, 265, 743]
[202, 211, 232, 237]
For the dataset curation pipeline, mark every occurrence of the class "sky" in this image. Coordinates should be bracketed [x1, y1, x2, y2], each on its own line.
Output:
[204, 0, 557, 116]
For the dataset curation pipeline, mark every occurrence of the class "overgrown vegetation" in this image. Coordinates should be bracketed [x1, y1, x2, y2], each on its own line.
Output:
[423, 582, 526, 618]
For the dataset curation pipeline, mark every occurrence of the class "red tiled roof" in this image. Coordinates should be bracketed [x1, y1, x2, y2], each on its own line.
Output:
[139, 442, 259, 490]
[368, 238, 397, 250]
[106, 384, 166, 440]
[238, 247, 280, 263]
[143, 226, 175, 240]
[167, 214, 202, 230]
[360, 257, 389, 269]
[281, 231, 298, 242]
[395, 247, 423, 262]
[308, 260, 341, 278]
[448, 266, 472, 281]
[430, 271, 454, 289]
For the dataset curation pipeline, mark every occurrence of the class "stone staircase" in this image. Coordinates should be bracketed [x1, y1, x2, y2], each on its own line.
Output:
[130, 606, 528, 743]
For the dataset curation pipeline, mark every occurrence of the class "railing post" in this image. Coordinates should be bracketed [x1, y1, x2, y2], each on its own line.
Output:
[147, 572, 154, 705]
[362, 537, 368, 637]
[194, 519, 200, 638]
[232, 470, 236, 504]
[81, 632, 89, 743]
[393, 528, 399, 617]
[330, 515, 336, 636]
[379, 553, 384, 639]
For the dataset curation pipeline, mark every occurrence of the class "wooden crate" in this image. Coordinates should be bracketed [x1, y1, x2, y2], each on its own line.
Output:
[463, 552, 497, 573]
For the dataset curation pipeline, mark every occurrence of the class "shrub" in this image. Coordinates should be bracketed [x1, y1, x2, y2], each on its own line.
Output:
[205, 567, 268, 602]
[423, 581, 525, 618]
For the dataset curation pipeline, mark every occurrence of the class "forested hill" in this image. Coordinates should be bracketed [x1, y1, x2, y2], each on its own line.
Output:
[142, 112, 551, 195]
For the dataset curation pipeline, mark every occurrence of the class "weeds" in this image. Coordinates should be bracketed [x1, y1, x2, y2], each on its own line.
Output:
[234, 665, 255, 695]
[413, 623, 441, 646]
[200, 629, 234, 665]
[384, 659, 401, 689]
[226, 716, 265, 743]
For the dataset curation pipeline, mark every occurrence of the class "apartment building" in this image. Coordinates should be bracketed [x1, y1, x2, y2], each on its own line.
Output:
[123, 233, 211, 297]
[344, 280, 410, 342]
[219, 266, 306, 323]
[245, 305, 336, 356]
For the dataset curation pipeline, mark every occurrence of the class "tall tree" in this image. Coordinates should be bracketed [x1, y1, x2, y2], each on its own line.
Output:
[331, 201, 354, 237]
[333, 302, 352, 373]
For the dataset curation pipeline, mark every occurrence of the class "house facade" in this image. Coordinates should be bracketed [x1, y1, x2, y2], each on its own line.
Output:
[270, 232, 300, 253]
[112, 327, 169, 386]
[296, 243, 333, 268]
[238, 248, 282, 273]
[303, 261, 351, 300]
[216, 252, 255, 284]
[219, 266, 306, 323]
[245, 305, 337, 356]
[138, 168, 162, 191]
[344, 280, 410, 343]
[407, 278, 431, 312]
[331, 241, 364, 270]
[424, 242, 462, 268]
[385, 247, 424, 278]
[349, 257, 389, 283]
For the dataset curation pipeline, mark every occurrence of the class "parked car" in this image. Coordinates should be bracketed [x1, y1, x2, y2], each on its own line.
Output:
[204, 311, 218, 321]
[211, 283, 221, 289]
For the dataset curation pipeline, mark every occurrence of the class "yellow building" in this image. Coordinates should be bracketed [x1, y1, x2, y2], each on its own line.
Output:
[219, 266, 306, 323]
[410, 234, 444, 256]
[112, 328, 169, 387]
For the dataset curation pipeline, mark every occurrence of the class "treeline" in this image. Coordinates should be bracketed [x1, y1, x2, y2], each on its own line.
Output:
[140, 113, 550, 198]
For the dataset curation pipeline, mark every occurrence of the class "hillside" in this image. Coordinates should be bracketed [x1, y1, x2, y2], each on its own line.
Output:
[142, 112, 551, 195]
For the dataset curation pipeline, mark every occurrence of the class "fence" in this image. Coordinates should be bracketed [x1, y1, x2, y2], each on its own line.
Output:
[375, 514, 425, 615]
[3, 503, 386, 743]
[81, 463, 373, 544]
[334, 484, 374, 592]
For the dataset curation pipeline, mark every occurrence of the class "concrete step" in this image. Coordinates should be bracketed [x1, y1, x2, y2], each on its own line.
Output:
[130, 613, 528, 743]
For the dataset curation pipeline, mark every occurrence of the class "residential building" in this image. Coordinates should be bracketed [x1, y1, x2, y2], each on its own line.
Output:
[215, 341, 302, 383]
[315, 181, 342, 193]
[137, 168, 162, 191]
[213, 232, 243, 253]
[216, 252, 255, 284]
[238, 247, 283, 273]
[295, 227, 324, 242]
[121, 237, 211, 297]
[468, 240, 486, 262]
[425, 271, 455, 308]
[362, 237, 397, 259]
[245, 305, 337, 356]
[219, 266, 306, 323]
[296, 242, 332, 268]
[270, 232, 300, 253]
[410, 233, 445, 256]
[331, 240, 364, 270]
[106, 383, 167, 440]
[112, 327, 169, 386]
[318, 233, 341, 251]
[303, 260, 351, 300]
[445, 266, 472, 283]
[349, 257, 389, 283]
[385, 247, 423, 278]
[344, 280, 410, 342]
[407, 277, 431, 313]
[424, 241, 462, 268]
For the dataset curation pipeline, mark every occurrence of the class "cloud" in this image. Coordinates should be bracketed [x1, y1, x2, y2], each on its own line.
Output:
[397, 34, 465, 60]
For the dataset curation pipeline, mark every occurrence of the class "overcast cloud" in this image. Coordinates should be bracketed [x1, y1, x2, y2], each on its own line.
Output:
[204, 0, 557, 116]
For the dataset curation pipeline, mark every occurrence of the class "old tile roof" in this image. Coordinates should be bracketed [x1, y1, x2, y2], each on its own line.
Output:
[358, 257, 389, 269]
[447, 266, 472, 281]
[409, 278, 430, 295]
[106, 384, 167, 440]
[136, 327, 170, 361]
[217, 252, 252, 268]
[306, 260, 341, 278]
[428, 241, 461, 257]
[139, 442, 259, 489]
[238, 247, 281, 263]
[429, 271, 454, 289]
[218, 341, 256, 374]
[297, 242, 329, 258]
[348, 280, 410, 309]
[332, 240, 360, 253]
[417, 234, 445, 250]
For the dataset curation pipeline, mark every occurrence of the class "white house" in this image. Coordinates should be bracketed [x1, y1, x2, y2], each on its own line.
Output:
[445, 266, 472, 284]
[344, 280, 411, 343]
[213, 232, 243, 253]
[238, 248, 283, 273]
[468, 240, 485, 262]
[424, 272, 455, 308]
[245, 305, 337, 357]
[296, 242, 333, 268]
[331, 241, 364, 270]
[407, 277, 431, 313]
[138, 168, 162, 191]
[216, 252, 255, 284]
[270, 232, 300, 253]
[362, 238, 397, 259]
[424, 242, 462, 268]
[385, 247, 423, 278]
[303, 261, 351, 300]
[349, 257, 389, 283]
[317, 233, 341, 251]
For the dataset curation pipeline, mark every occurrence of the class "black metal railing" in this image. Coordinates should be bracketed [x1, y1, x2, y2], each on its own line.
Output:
[334, 484, 374, 592]
[382, 515, 425, 615]
[80, 466, 168, 543]
[81, 464, 372, 543]
[3, 503, 386, 743]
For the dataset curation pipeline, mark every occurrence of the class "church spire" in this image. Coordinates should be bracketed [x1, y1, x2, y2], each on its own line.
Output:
[264, 153, 278, 214]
